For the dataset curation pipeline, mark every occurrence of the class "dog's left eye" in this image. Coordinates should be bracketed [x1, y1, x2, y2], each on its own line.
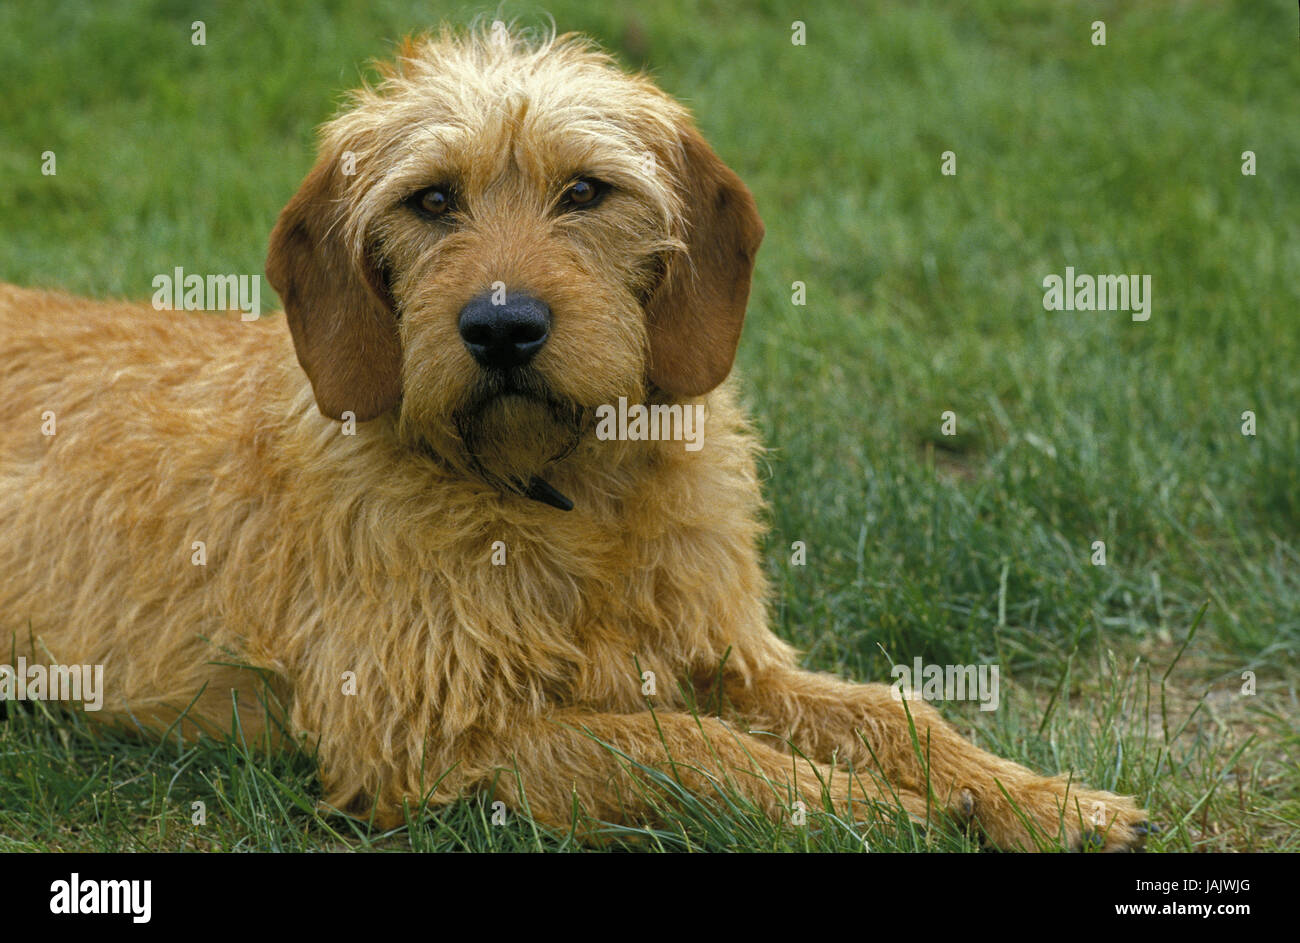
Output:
[409, 185, 455, 219]
[561, 178, 608, 210]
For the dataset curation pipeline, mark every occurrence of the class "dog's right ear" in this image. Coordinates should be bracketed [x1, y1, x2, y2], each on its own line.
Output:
[643, 125, 765, 398]
[266, 157, 402, 422]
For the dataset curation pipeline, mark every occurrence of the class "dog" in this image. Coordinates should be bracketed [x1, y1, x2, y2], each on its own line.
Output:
[0, 25, 1149, 850]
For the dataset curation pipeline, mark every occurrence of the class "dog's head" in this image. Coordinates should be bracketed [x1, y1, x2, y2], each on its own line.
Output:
[266, 26, 763, 495]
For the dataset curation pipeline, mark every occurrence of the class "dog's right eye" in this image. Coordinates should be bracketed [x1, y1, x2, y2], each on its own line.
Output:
[409, 186, 454, 219]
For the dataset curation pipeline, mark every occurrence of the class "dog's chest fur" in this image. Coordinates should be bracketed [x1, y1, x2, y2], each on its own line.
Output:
[215, 373, 778, 743]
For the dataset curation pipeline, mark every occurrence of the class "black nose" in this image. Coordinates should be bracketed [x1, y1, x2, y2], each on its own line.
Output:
[457, 292, 551, 369]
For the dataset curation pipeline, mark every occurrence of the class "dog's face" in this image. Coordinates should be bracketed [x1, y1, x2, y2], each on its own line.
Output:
[266, 29, 763, 491]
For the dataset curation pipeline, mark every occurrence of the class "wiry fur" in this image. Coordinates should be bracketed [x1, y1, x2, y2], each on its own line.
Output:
[0, 26, 1148, 850]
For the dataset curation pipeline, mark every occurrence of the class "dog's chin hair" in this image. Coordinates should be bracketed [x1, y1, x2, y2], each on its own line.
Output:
[431, 378, 591, 494]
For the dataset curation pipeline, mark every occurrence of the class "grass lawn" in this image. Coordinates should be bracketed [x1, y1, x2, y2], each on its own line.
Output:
[0, 0, 1296, 852]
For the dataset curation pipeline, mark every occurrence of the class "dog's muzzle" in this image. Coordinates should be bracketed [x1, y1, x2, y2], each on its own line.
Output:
[451, 292, 575, 511]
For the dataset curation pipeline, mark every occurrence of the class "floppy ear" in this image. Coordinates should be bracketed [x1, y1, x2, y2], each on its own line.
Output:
[644, 126, 764, 397]
[266, 157, 402, 421]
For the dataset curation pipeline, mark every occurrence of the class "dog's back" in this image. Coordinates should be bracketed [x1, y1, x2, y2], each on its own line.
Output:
[0, 286, 298, 735]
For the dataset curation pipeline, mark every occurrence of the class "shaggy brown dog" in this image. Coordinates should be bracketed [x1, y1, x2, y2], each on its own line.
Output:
[0, 26, 1148, 850]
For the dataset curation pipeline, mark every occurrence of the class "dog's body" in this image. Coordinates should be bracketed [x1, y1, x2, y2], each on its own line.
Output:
[0, 28, 1147, 849]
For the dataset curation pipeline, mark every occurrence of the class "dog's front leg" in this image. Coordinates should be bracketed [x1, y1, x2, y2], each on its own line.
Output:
[720, 667, 1150, 851]
[476, 708, 931, 835]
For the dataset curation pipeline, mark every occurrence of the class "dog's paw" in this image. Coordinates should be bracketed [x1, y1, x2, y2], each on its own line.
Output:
[1067, 789, 1154, 853]
[967, 777, 1151, 852]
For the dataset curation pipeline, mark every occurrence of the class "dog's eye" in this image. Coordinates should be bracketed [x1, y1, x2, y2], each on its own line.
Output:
[410, 186, 454, 219]
[561, 178, 608, 209]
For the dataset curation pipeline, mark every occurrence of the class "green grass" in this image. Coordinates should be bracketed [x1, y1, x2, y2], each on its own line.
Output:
[1, 0, 1297, 852]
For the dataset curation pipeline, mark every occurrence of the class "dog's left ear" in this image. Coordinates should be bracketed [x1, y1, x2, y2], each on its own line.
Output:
[644, 126, 764, 397]
[266, 157, 403, 422]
